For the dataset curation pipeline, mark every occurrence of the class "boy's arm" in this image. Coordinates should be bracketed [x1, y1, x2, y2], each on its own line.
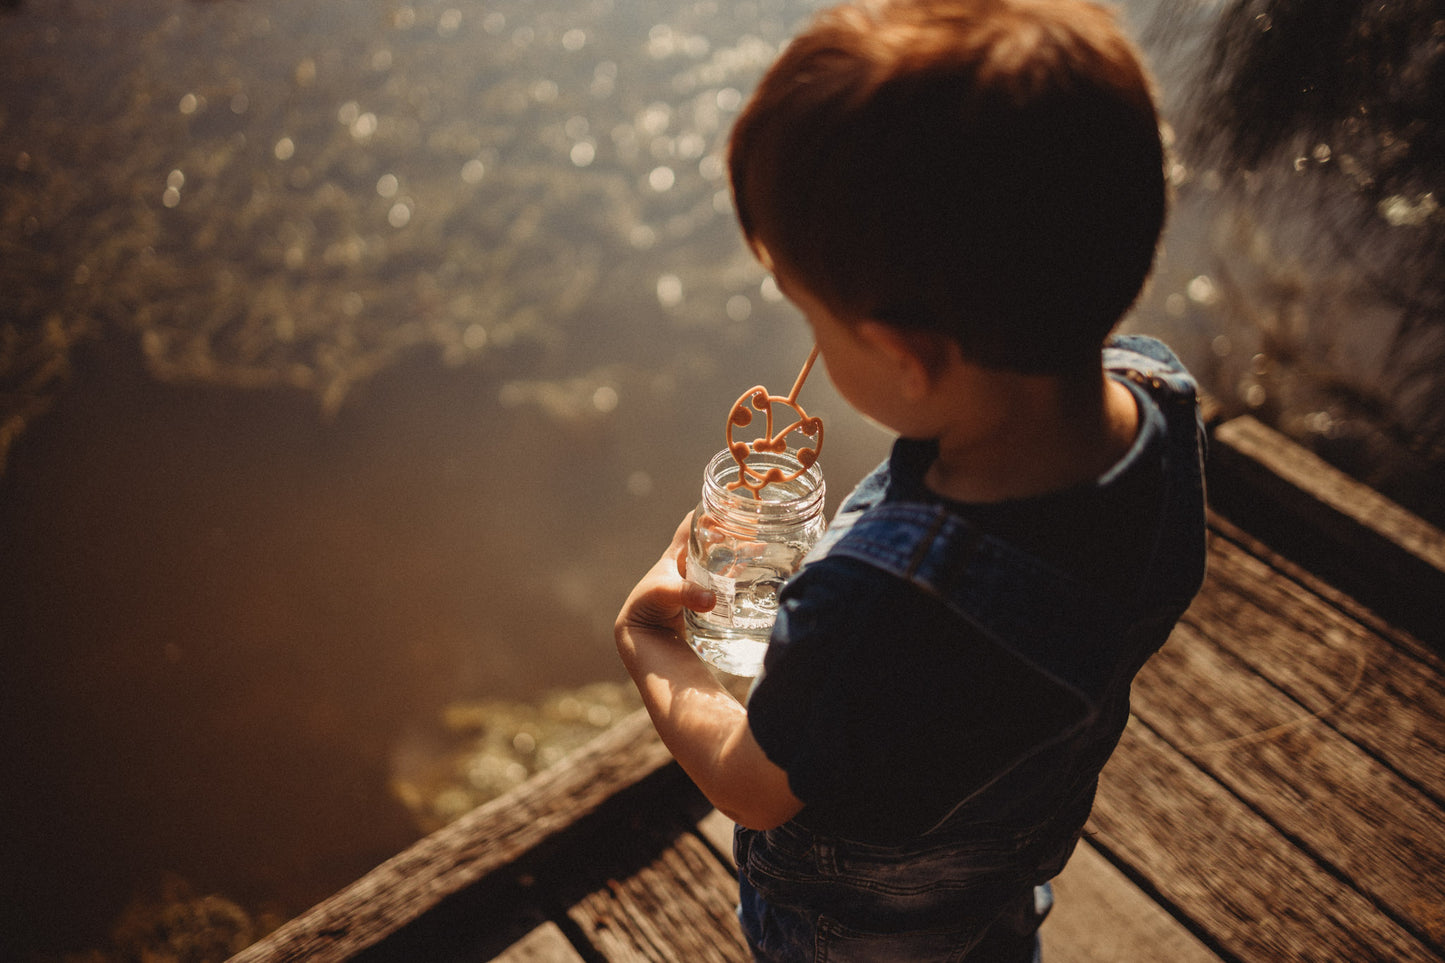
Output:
[614, 515, 804, 830]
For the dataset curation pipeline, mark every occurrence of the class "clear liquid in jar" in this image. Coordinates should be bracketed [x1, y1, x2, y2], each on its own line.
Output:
[685, 539, 812, 677]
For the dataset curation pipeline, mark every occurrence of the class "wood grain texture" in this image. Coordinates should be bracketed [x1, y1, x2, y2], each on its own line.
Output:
[567, 831, 748, 963]
[1090, 720, 1441, 962]
[231, 710, 672, 963]
[1213, 416, 1445, 573]
[1044, 841, 1223, 963]
[1186, 529, 1445, 802]
[1209, 415, 1445, 645]
[1135, 620, 1445, 951]
[491, 922, 586, 963]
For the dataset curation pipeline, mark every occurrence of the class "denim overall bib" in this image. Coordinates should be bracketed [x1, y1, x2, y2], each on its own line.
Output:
[736, 335, 1208, 962]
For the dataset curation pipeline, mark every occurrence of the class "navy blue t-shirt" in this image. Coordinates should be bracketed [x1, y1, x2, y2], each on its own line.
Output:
[747, 407, 1165, 843]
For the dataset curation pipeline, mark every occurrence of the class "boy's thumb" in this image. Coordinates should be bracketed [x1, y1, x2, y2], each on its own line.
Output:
[681, 581, 716, 613]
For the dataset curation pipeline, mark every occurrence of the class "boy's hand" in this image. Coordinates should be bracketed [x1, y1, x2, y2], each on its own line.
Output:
[614, 513, 715, 645]
[613, 513, 803, 830]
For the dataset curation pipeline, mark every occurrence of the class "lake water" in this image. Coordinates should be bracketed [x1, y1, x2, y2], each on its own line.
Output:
[2, 0, 1440, 957]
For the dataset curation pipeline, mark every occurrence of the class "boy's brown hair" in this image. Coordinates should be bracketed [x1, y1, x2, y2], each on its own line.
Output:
[728, 0, 1167, 375]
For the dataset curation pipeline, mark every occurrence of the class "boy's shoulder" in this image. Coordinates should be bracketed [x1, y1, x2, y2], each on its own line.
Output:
[1104, 334, 1198, 400]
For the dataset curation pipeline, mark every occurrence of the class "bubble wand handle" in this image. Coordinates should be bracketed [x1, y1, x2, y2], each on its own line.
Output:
[724, 345, 825, 498]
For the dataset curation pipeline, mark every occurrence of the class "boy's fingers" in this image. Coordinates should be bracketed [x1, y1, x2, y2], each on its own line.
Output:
[672, 512, 694, 546]
[617, 512, 712, 633]
[681, 580, 716, 613]
[670, 512, 694, 578]
[620, 576, 713, 634]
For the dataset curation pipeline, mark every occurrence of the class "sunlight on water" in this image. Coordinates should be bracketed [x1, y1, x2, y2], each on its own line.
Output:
[0, 0, 816, 448]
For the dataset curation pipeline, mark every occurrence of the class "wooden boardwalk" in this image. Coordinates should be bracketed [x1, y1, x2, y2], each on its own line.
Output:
[232, 416, 1445, 963]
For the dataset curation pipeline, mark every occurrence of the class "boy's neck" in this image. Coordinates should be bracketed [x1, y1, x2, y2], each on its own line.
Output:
[921, 368, 1139, 505]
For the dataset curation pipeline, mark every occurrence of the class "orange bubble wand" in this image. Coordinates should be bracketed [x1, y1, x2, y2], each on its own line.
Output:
[724, 345, 825, 498]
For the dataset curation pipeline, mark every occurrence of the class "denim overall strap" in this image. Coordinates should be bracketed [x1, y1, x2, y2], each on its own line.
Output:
[1104, 333, 1209, 616]
[825, 504, 1113, 747]
[811, 334, 1206, 814]
[800, 456, 890, 564]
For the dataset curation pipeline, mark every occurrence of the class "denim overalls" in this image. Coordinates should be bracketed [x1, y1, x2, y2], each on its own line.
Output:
[736, 336, 1208, 962]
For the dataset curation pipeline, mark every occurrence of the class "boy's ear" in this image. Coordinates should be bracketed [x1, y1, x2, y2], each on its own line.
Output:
[855, 320, 938, 403]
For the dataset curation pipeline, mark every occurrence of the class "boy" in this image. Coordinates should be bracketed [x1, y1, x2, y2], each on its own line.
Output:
[614, 0, 1207, 959]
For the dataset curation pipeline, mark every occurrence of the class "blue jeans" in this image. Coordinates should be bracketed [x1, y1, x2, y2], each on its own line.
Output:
[739, 873, 1050, 962]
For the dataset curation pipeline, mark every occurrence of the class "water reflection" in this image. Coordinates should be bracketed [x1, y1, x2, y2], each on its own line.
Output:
[1, 0, 805, 446]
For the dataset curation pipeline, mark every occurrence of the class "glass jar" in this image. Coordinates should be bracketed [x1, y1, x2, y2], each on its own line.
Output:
[684, 447, 826, 679]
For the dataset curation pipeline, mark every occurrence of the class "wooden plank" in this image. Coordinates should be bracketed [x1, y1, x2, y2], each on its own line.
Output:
[1043, 840, 1223, 963]
[695, 809, 737, 871]
[565, 830, 749, 963]
[1088, 719, 1442, 962]
[1185, 529, 1445, 803]
[1209, 416, 1445, 644]
[1133, 621, 1445, 952]
[1213, 416, 1445, 574]
[349, 882, 584, 963]
[230, 709, 673, 963]
[492, 922, 586, 963]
